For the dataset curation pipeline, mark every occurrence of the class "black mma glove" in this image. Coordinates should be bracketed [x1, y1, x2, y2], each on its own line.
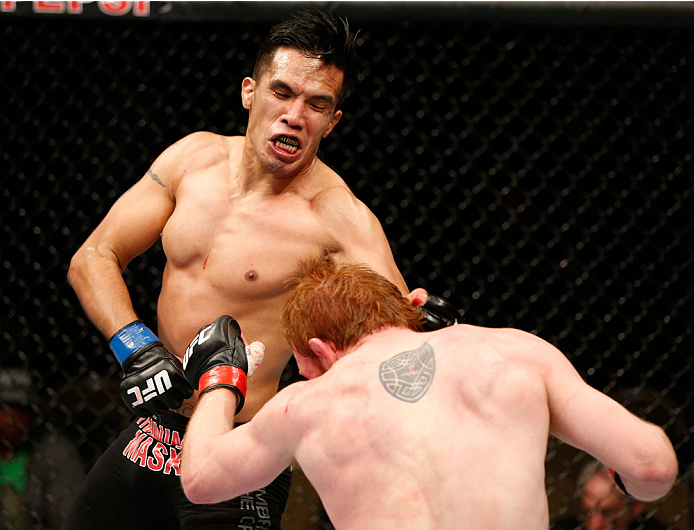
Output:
[111, 321, 193, 417]
[420, 294, 460, 331]
[182, 315, 252, 414]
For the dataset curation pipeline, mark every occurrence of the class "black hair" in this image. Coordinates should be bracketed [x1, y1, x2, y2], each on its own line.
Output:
[252, 9, 359, 108]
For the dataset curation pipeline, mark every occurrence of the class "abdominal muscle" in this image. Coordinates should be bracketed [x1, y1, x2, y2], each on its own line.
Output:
[154, 262, 297, 422]
[153, 158, 339, 421]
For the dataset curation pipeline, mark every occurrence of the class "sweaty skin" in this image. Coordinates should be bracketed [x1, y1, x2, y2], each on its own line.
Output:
[182, 325, 677, 529]
[68, 49, 407, 422]
[156, 135, 406, 421]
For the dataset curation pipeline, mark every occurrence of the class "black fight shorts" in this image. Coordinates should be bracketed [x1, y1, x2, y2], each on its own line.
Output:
[64, 413, 291, 530]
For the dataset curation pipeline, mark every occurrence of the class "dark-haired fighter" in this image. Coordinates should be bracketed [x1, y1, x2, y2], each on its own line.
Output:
[181, 256, 677, 530]
[65, 9, 455, 530]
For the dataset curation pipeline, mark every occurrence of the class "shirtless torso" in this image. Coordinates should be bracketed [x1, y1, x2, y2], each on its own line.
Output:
[184, 322, 677, 529]
[66, 18, 411, 530]
[71, 131, 406, 422]
[269, 326, 552, 529]
[155, 133, 406, 420]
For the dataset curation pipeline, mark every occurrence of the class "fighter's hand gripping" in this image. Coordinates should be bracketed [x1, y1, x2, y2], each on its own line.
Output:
[419, 294, 460, 331]
[182, 315, 265, 414]
[111, 321, 194, 417]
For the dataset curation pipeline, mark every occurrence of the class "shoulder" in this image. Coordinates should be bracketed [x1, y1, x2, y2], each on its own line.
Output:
[250, 380, 318, 441]
[496, 327, 564, 366]
[431, 323, 534, 341]
[160, 131, 233, 165]
[278, 379, 319, 417]
[298, 163, 373, 224]
[436, 324, 561, 364]
[301, 161, 355, 207]
[175, 130, 220, 146]
[152, 132, 236, 189]
[309, 178, 380, 235]
[485, 327, 575, 383]
[471, 325, 554, 349]
[313, 185, 362, 214]
[256, 379, 312, 419]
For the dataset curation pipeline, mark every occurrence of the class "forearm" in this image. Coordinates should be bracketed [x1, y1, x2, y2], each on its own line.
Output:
[546, 348, 679, 502]
[68, 245, 139, 338]
[181, 389, 239, 503]
[612, 425, 678, 501]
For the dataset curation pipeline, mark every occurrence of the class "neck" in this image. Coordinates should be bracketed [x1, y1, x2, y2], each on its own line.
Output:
[240, 138, 318, 196]
[354, 326, 413, 349]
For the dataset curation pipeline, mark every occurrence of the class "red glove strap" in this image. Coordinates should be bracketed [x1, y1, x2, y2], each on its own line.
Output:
[199, 366, 247, 402]
[607, 467, 629, 496]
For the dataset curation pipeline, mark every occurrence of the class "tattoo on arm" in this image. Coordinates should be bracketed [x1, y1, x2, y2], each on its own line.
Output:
[379, 343, 435, 402]
[147, 168, 166, 187]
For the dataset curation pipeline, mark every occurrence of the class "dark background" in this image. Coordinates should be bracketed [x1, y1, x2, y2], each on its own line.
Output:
[1, 2, 692, 528]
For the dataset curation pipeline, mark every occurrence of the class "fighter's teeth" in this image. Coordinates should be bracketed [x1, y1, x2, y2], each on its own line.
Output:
[274, 136, 299, 153]
[278, 136, 299, 146]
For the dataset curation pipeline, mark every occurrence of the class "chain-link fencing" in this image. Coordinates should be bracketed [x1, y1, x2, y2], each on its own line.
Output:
[1, 2, 692, 529]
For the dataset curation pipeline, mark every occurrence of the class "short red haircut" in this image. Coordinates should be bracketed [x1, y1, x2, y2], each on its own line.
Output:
[281, 254, 424, 359]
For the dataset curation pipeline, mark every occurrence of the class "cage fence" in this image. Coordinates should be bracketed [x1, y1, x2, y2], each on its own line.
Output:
[1, 2, 692, 529]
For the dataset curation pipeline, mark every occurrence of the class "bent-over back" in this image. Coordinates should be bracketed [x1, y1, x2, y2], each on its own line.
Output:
[289, 325, 554, 530]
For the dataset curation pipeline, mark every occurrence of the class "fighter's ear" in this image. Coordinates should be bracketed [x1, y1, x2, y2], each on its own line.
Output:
[322, 109, 342, 138]
[241, 77, 255, 110]
[307, 338, 337, 363]
[407, 288, 428, 307]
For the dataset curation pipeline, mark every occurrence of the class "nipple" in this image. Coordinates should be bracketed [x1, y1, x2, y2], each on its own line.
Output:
[245, 270, 258, 281]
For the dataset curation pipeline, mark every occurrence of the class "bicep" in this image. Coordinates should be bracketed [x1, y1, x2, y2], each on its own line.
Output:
[81, 161, 176, 269]
[546, 346, 660, 471]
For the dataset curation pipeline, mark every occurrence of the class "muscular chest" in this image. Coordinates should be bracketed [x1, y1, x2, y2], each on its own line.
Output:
[161, 180, 334, 296]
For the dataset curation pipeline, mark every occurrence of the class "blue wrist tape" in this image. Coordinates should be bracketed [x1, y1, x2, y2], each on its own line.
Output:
[109, 321, 159, 365]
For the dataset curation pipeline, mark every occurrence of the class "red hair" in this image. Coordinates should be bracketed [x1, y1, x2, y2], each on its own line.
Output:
[281, 254, 423, 359]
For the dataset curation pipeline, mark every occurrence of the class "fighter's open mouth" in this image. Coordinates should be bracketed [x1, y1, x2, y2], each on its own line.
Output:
[274, 135, 300, 153]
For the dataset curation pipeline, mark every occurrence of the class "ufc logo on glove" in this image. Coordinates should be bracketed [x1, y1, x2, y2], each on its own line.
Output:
[110, 320, 193, 416]
[183, 323, 214, 369]
[181, 315, 252, 414]
[126, 370, 173, 407]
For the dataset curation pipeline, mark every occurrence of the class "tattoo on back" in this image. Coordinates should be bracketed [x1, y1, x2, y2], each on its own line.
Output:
[379, 343, 435, 402]
[147, 168, 165, 187]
